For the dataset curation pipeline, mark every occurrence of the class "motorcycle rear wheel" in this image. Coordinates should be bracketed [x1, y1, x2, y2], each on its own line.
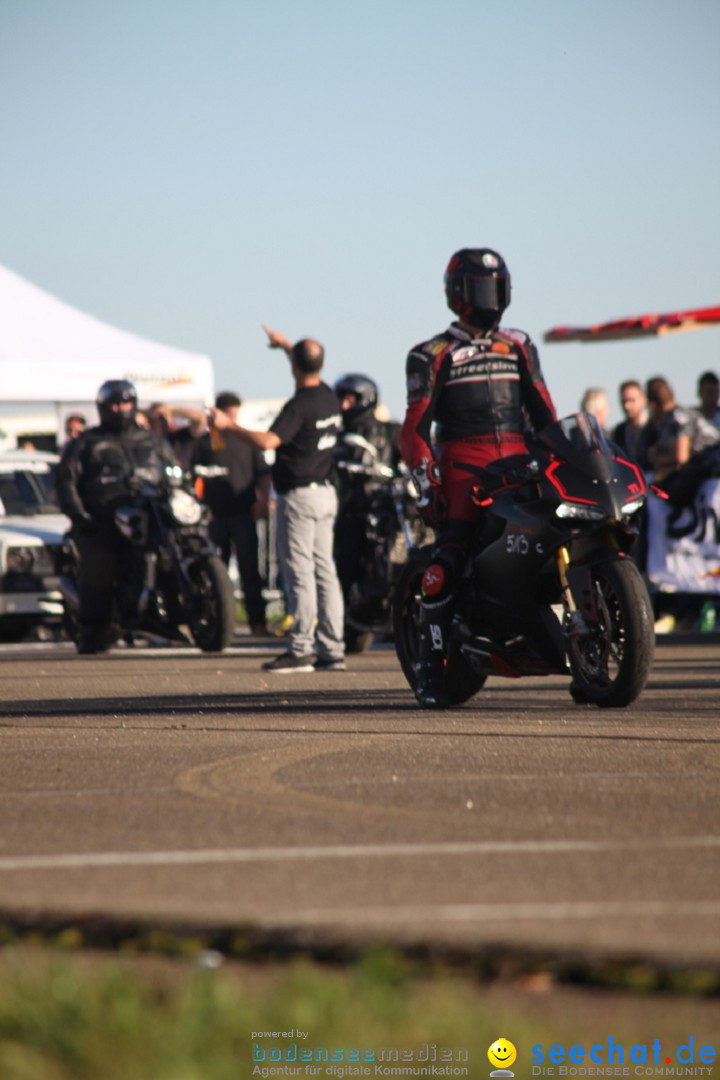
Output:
[567, 558, 654, 708]
[188, 555, 236, 652]
[393, 549, 487, 706]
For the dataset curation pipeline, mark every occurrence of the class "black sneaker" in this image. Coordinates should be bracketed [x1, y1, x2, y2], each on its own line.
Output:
[314, 657, 347, 672]
[262, 652, 316, 673]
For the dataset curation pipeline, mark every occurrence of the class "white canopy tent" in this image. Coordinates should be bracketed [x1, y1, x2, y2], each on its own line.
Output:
[0, 264, 214, 413]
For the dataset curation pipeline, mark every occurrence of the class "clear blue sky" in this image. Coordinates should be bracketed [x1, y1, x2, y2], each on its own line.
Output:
[2, 0, 719, 426]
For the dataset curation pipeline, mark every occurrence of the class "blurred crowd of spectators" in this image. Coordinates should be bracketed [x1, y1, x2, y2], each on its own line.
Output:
[581, 371, 720, 632]
[580, 370, 720, 489]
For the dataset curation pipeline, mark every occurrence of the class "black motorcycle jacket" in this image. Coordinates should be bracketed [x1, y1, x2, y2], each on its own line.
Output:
[399, 322, 556, 473]
[57, 422, 178, 526]
[336, 414, 401, 470]
[335, 415, 401, 512]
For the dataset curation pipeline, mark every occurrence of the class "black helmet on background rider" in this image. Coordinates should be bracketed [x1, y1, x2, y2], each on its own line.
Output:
[333, 374, 379, 425]
[96, 379, 138, 431]
[444, 248, 511, 332]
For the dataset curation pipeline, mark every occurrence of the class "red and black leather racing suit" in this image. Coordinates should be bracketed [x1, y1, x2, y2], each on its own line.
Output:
[399, 322, 557, 577]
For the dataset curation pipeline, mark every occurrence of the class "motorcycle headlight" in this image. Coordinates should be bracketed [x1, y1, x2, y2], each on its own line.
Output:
[165, 465, 185, 486]
[555, 502, 605, 521]
[621, 496, 646, 516]
[169, 489, 203, 525]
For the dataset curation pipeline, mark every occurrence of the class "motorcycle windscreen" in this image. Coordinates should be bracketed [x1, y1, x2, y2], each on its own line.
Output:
[536, 413, 615, 483]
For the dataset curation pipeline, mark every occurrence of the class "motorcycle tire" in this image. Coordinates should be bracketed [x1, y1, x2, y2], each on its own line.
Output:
[392, 548, 487, 706]
[62, 599, 80, 646]
[187, 554, 237, 652]
[567, 557, 654, 709]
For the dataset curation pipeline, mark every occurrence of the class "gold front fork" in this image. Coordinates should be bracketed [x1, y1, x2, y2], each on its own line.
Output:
[556, 545, 576, 613]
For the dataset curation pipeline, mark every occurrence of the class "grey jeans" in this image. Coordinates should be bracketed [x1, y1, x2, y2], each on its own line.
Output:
[276, 484, 345, 660]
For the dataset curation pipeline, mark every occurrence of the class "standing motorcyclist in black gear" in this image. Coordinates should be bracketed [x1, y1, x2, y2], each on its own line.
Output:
[334, 374, 401, 471]
[56, 380, 178, 653]
[332, 374, 401, 616]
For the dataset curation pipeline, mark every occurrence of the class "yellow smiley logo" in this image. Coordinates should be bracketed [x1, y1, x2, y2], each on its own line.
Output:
[488, 1039, 517, 1069]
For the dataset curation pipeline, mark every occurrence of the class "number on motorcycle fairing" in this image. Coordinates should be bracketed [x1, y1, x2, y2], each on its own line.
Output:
[506, 533, 530, 555]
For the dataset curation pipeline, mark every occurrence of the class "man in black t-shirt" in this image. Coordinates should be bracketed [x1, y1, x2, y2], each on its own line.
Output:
[193, 391, 271, 634]
[209, 328, 345, 672]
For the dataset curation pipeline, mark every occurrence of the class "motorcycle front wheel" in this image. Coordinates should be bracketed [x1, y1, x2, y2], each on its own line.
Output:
[187, 555, 237, 652]
[567, 557, 655, 708]
[393, 549, 487, 706]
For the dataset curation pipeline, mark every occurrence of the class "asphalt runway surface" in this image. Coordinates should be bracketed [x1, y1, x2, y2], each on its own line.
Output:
[0, 633, 718, 968]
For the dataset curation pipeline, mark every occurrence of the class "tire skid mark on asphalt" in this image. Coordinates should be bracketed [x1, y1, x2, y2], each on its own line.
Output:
[172, 742, 715, 820]
[0, 786, 176, 800]
[1, 834, 719, 872]
[173, 740, 394, 818]
[284, 770, 715, 788]
[0, 770, 712, 802]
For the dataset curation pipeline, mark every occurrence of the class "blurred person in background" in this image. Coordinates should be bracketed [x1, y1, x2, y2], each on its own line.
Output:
[694, 370, 720, 427]
[580, 387, 611, 436]
[63, 413, 87, 444]
[645, 377, 692, 483]
[57, 380, 177, 654]
[193, 391, 271, 636]
[146, 402, 207, 470]
[686, 371, 720, 454]
[333, 374, 400, 470]
[332, 374, 401, 633]
[612, 379, 651, 471]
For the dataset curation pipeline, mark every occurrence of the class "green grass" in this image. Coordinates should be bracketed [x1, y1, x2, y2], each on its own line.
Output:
[0, 945, 719, 1080]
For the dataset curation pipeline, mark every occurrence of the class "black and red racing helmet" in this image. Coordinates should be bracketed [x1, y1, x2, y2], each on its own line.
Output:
[444, 248, 511, 331]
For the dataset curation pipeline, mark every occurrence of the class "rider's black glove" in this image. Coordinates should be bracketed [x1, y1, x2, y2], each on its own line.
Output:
[417, 485, 448, 527]
[413, 460, 447, 527]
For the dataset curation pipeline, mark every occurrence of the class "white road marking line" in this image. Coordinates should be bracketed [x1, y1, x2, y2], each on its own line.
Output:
[0, 835, 718, 872]
[265, 899, 720, 925]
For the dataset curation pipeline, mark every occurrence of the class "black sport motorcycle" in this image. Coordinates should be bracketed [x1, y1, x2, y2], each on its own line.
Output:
[335, 433, 431, 653]
[394, 413, 655, 708]
[59, 468, 236, 651]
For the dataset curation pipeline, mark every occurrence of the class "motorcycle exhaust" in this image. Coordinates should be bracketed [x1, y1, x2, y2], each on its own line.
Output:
[460, 641, 522, 678]
[460, 639, 546, 679]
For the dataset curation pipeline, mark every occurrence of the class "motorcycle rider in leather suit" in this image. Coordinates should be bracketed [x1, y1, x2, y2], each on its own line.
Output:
[57, 379, 178, 654]
[399, 248, 557, 706]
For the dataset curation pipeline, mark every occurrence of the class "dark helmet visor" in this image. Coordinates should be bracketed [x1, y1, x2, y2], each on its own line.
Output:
[463, 274, 511, 311]
[107, 388, 135, 404]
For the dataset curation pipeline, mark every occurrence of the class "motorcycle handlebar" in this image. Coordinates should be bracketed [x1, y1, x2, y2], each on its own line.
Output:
[336, 461, 396, 479]
[455, 456, 539, 488]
